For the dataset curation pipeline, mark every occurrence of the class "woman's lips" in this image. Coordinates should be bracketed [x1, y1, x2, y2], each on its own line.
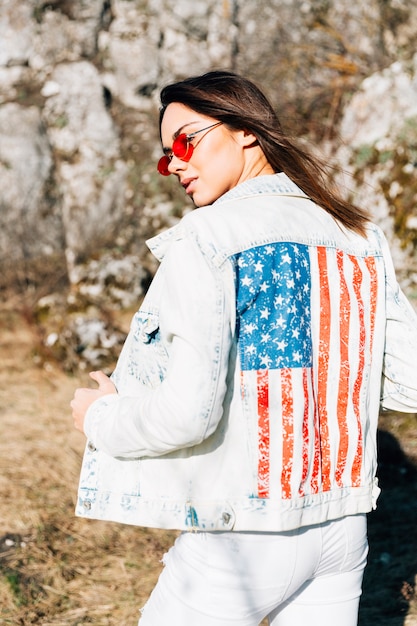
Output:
[181, 177, 197, 194]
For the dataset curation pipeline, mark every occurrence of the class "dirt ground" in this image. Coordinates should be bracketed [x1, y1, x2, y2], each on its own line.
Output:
[1, 302, 417, 625]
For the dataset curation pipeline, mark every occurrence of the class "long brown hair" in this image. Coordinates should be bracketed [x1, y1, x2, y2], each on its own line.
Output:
[159, 70, 369, 236]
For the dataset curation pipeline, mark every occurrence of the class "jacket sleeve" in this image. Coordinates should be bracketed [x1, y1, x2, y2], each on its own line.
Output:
[380, 230, 417, 412]
[83, 231, 235, 458]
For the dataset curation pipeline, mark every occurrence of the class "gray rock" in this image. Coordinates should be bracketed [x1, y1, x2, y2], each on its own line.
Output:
[0, 102, 65, 286]
[41, 61, 128, 278]
[1, 0, 417, 369]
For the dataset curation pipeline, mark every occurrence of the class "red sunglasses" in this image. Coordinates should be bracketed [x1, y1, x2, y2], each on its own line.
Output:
[157, 121, 222, 176]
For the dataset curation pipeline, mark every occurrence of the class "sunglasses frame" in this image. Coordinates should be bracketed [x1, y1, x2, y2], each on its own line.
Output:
[157, 121, 222, 176]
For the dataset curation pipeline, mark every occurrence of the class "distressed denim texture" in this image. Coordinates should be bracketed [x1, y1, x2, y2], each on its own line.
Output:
[76, 173, 417, 532]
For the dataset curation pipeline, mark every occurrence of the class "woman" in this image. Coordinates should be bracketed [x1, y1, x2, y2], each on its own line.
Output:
[71, 71, 417, 625]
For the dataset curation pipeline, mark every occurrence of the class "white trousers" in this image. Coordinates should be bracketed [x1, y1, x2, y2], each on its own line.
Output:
[139, 514, 368, 626]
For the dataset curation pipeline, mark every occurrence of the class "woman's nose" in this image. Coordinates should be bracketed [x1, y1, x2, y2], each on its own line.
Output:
[169, 154, 187, 175]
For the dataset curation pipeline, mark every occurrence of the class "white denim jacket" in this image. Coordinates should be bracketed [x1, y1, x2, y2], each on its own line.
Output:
[76, 173, 417, 532]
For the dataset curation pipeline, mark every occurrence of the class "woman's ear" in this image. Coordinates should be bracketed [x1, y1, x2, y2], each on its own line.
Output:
[236, 129, 258, 148]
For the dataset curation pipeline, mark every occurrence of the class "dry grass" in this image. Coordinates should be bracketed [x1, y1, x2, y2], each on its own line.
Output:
[0, 304, 176, 625]
[1, 302, 417, 625]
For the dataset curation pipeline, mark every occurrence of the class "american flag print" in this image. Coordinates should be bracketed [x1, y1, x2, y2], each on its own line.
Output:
[233, 242, 378, 501]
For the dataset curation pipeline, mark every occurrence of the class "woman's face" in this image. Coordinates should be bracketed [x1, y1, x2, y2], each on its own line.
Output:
[160, 103, 269, 206]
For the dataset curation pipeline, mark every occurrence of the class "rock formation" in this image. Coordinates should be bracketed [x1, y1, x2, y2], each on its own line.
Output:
[1, 0, 417, 366]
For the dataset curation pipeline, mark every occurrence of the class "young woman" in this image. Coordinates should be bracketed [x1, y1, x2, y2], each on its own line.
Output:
[71, 71, 417, 625]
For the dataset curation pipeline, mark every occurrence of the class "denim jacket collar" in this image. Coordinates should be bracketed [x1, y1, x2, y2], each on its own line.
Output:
[148, 173, 307, 261]
[214, 172, 307, 204]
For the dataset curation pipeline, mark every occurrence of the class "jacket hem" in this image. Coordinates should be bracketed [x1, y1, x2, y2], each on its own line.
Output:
[76, 485, 376, 532]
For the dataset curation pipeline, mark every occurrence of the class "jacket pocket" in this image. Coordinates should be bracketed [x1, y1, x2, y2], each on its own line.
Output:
[127, 310, 168, 387]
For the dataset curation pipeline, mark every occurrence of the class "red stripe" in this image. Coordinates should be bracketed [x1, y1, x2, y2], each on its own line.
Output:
[365, 256, 378, 354]
[349, 256, 365, 486]
[281, 368, 294, 499]
[317, 247, 331, 492]
[310, 367, 321, 494]
[257, 370, 270, 498]
[335, 250, 351, 486]
[299, 368, 310, 497]
[349, 256, 379, 486]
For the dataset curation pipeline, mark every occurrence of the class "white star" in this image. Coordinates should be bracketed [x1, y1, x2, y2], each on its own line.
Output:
[254, 260, 264, 272]
[260, 307, 270, 319]
[281, 252, 291, 264]
[276, 314, 286, 328]
[241, 275, 252, 287]
[260, 354, 272, 368]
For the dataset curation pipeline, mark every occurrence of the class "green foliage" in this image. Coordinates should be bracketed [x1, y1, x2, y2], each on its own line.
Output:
[354, 144, 376, 169]
[53, 114, 68, 129]
[350, 117, 417, 252]
[5, 572, 22, 603]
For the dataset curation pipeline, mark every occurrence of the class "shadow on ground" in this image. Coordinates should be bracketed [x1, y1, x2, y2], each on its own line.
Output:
[359, 426, 417, 625]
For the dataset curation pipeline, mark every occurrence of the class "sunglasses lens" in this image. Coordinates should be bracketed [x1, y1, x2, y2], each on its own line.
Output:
[172, 134, 188, 158]
[172, 134, 194, 161]
[157, 156, 171, 176]
[158, 132, 198, 175]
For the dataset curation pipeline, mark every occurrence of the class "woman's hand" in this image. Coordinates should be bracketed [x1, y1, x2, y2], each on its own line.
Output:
[71, 370, 117, 433]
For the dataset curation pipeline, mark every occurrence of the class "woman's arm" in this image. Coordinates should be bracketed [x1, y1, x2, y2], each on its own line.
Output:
[80, 233, 234, 458]
[380, 231, 417, 412]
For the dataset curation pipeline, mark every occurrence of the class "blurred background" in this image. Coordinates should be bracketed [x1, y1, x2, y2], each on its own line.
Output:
[1, 0, 417, 370]
[1, 1, 417, 624]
